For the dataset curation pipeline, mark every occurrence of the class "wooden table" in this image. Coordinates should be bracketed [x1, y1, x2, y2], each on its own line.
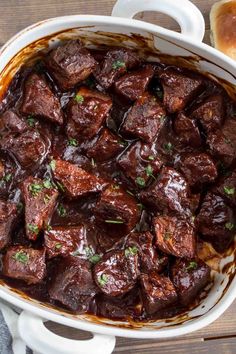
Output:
[1, 1, 236, 353]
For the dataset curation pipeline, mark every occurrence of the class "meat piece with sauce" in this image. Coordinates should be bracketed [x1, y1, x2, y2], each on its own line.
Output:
[140, 272, 177, 314]
[121, 92, 166, 143]
[66, 87, 112, 141]
[159, 68, 204, 113]
[191, 94, 224, 132]
[171, 258, 210, 306]
[2, 246, 46, 284]
[52, 159, 108, 198]
[153, 216, 196, 258]
[0, 110, 28, 133]
[49, 256, 98, 313]
[21, 176, 58, 240]
[114, 65, 154, 101]
[118, 141, 162, 187]
[86, 128, 124, 162]
[196, 193, 235, 252]
[173, 112, 201, 148]
[0, 200, 18, 250]
[21, 73, 63, 125]
[140, 167, 192, 216]
[93, 249, 139, 296]
[94, 48, 141, 89]
[178, 153, 218, 188]
[0, 131, 48, 169]
[47, 40, 97, 91]
[95, 184, 139, 232]
[207, 129, 236, 166]
[213, 170, 236, 207]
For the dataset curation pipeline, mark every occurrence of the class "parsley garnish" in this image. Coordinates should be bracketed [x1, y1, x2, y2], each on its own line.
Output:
[85, 246, 101, 264]
[125, 246, 138, 257]
[43, 194, 51, 204]
[223, 186, 235, 195]
[225, 222, 234, 230]
[68, 138, 78, 147]
[148, 155, 154, 161]
[97, 274, 108, 286]
[126, 190, 135, 196]
[56, 181, 65, 192]
[12, 250, 29, 264]
[90, 254, 101, 264]
[163, 142, 173, 153]
[186, 261, 198, 271]
[112, 60, 126, 70]
[49, 160, 56, 171]
[57, 203, 66, 217]
[74, 94, 84, 104]
[105, 219, 124, 224]
[27, 115, 35, 127]
[55, 243, 62, 250]
[145, 165, 156, 180]
[43, 179, 52, 189]
[135, 177, 146, 187]
[29, 183, 43, 197]
[27, 223, 39, 235]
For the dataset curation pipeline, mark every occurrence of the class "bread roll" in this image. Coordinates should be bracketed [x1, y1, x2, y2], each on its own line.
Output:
[210, 0, 236, 60]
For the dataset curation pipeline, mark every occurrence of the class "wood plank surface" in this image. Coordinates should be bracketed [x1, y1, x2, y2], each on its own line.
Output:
[1, 0, 236, 353]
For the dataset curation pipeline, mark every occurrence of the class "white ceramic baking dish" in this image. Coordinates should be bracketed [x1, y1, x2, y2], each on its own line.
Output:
[0, 0, 236, 353]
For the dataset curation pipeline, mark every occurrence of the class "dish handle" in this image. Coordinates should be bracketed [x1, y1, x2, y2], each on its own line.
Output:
[111, 0, 205, 42]
[18, 311, 116, 354]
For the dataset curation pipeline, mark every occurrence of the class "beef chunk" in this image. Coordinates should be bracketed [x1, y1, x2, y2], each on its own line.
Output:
[153, 216, 196, 258]
[207, 129, 236, 166]
[47, 40, 97, 91]
[178, 153, 217, 187]
[21, 73, 63, 125]
[173, 112, 201, 147]
[66, 87, 112, 141]
[0, 200, 17, 250]
[0, 131, 48, 169]
[114, 65, 154, 101]
[0, 110, 28, 133]
[94, 48, 141, 89]
[2, 246, 46, 284]
[95, 184, 139, 232]
[191, 94, 224, 132]
[22, 176, 58, 240]
[213, 171, 236, 207]
[118, 141, 162, 187]
[196, 193, 235, 252]
[86, 128, 124, 162]
[122, 93, 166, 143]
[140, 167, 191, 216]
[140, 272, 177, 314]
[49, 256, 98, 312]
[171, 258, 210, 306]
[45, 225, 92, 259]
[125, 231, 168, 273]
[159, 68, 204, 113]
[93, 249, 139, 296]
[52, 159, 108, 198]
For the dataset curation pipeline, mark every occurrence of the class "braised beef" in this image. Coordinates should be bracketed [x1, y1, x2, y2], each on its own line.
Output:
[0, 38, 235, 322]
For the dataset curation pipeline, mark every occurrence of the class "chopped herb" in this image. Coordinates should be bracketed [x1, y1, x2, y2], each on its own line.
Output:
[223, 186, 235, 195]
[27, 223, 39, 235]
[135, 177, 146, 187]
[12, 250, 29, 264]
[137, 203, 144, 210]
[163, 231, 172, 240]
[46, 224, 52, 231]
[85, 246, 94, 258]
[91, 158, 96, 167]
[43, 179, 52, 189]
[29, 183, 43, 197]
[57, 203, 67, 217]
[55, 243, 62, 250]
[97, 274, 108, 286]
[112, 60, 126, 70]
[125, 246, 138, 257]
[145, 165, 156, 179]
[163, 142, 173, 153]
[126, 190, 135, 196]
[112, 184, 120, 190]
[148, 155, 154, 161]
[27, 115, 35, 127]
[186, 261, 198, 271]
[43, 194, 51, 204]
[49, 160, 56, 171]
[225, 222, 234, 230]
[68, 138, 78, 147]
[105, 219, 124, 224]
[89, 254, 101, 264]
[56, 181, 65, 192]
[72, 250, 81, 257]
[74, 94, 84, 104]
